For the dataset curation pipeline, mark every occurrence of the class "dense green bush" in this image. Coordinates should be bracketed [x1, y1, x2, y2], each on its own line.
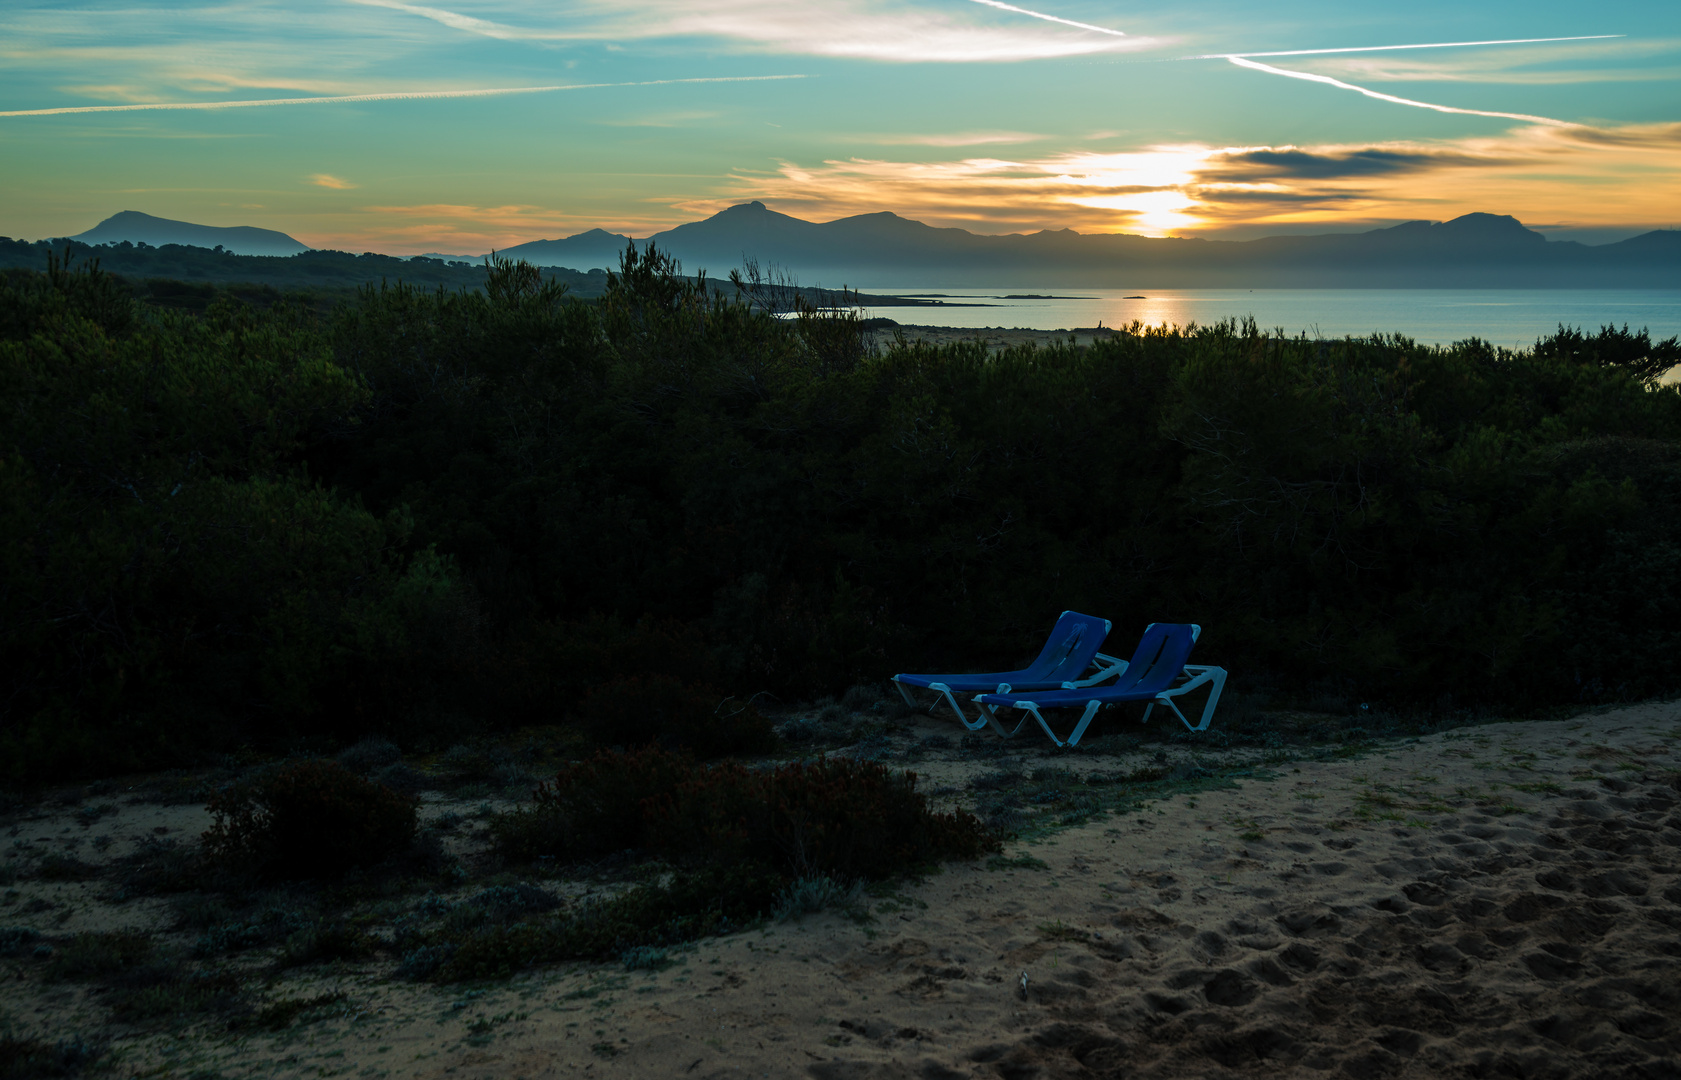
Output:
[202, 759, 416, 878]
[5, 247, 1681, 778]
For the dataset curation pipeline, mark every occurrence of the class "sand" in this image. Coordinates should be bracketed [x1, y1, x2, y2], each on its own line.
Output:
[3, 702, 1678, 1080]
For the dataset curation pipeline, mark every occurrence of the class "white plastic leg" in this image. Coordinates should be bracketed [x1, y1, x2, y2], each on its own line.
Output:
[1064, 700, 1105, 747]
[1152, 667, 1228, 732]
[1018, 703, 1065, 748]
[977, 700, 1033, 739]
[1194, 668, 1228, 731]
[927, 682, 986, 730]
[1160, 697, 1194, 730]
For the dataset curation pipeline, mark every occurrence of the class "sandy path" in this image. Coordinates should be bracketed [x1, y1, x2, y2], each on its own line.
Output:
[5, 704, 1677, 1080]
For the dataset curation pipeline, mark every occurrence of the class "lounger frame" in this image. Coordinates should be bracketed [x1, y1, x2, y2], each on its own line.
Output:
[893, 651, 1126, 730]
[972, 624, 1228, 747]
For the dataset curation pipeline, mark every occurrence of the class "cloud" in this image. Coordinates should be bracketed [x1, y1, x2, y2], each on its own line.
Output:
[865, 131, 1046, 147]
[1205, 147, 1496, 180]
[52, 84, 166, 103]
[0, 75, 810, 118]
[348, 0, 1157, 62]
[1221, 37, 1680, 86]
[309, 174, 356, 189]
[1186, 35, 1624, 61]
[594, 110, 722, 128]
[712, 121, 1681, 237]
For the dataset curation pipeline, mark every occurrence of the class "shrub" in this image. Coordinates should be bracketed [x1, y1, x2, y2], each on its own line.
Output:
[373, 762, 426, 795]
[202, 759, 417, 879]
[337, 738, 401, 774]
[436, 862, 784, 980]
[773, 875, 861, 921]
[575, 675, 775, 758]
[395, 945, 453, 980]
[490, 745, 695, 862]
[464, 884, 563, 916]
[233, 991, 346, 1033]
[43, 932, 152, 981]
[33, 855, 99, 882]
[113, 838, 204, 895]
[106, 966, 241, 1023]
[0, 928, 41, 957]
[620, 945, 675, 971]
[653, 757, 996, 880]
[0, 1034, 103, 1080]
[277, 923, 377, 967]
[495, 748, 996, 880]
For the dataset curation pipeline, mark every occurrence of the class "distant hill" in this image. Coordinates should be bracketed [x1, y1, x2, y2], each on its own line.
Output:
[493, 228, 638, 272]
[620, 203, 1681, 288]
[0, 237, 611, 299]
[71, 211, 310, 257]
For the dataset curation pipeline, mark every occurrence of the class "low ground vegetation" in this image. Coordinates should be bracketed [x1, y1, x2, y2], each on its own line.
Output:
[0, 686, 1607, 1079]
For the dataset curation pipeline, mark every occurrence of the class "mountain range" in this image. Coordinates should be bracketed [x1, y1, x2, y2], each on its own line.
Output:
[49, 205, 1681, 288]
[496, 203, 1681, 288]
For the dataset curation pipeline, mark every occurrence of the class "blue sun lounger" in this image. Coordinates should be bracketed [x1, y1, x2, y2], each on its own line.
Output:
[972, 623, 1227, 747]
[892, 611, 1124, 731]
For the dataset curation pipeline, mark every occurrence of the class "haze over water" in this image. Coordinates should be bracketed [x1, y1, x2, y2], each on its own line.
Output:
[854, 287, 1681, 349]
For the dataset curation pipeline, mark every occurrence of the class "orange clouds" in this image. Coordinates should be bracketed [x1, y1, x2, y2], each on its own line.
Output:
[716, 121, 1681, 236]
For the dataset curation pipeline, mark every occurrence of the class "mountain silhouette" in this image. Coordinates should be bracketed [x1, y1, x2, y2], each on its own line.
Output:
[494, 228, 637, 270]
[601, 203, 1678, 287]
[72, 211, 309, 257]
[51, 205, 1681, 288]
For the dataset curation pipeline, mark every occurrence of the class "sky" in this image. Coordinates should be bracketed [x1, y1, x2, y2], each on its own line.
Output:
[1, 0, 1678, 253]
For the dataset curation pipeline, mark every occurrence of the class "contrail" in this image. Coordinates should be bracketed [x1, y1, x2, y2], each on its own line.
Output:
[1186, 35, 1622, 60]
[0, 75, 809, 118]
[965, 0, 1126, 37]
[1226, 56, 1574, 126]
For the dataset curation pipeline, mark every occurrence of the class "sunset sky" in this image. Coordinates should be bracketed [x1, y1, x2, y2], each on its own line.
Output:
[1, 0, 1678, 253]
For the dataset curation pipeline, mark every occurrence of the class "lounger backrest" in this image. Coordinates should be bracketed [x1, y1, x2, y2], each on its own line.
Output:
[1114, 623, 1198, 695]
[1023, 610, 1113, 683]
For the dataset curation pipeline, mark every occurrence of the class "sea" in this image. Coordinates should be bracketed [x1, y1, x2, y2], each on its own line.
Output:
[851, 287, 1681, 352]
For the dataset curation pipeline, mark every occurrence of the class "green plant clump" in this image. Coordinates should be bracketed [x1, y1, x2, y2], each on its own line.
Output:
[493, 747, 995, 879]
[202, 758, 417, 879]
